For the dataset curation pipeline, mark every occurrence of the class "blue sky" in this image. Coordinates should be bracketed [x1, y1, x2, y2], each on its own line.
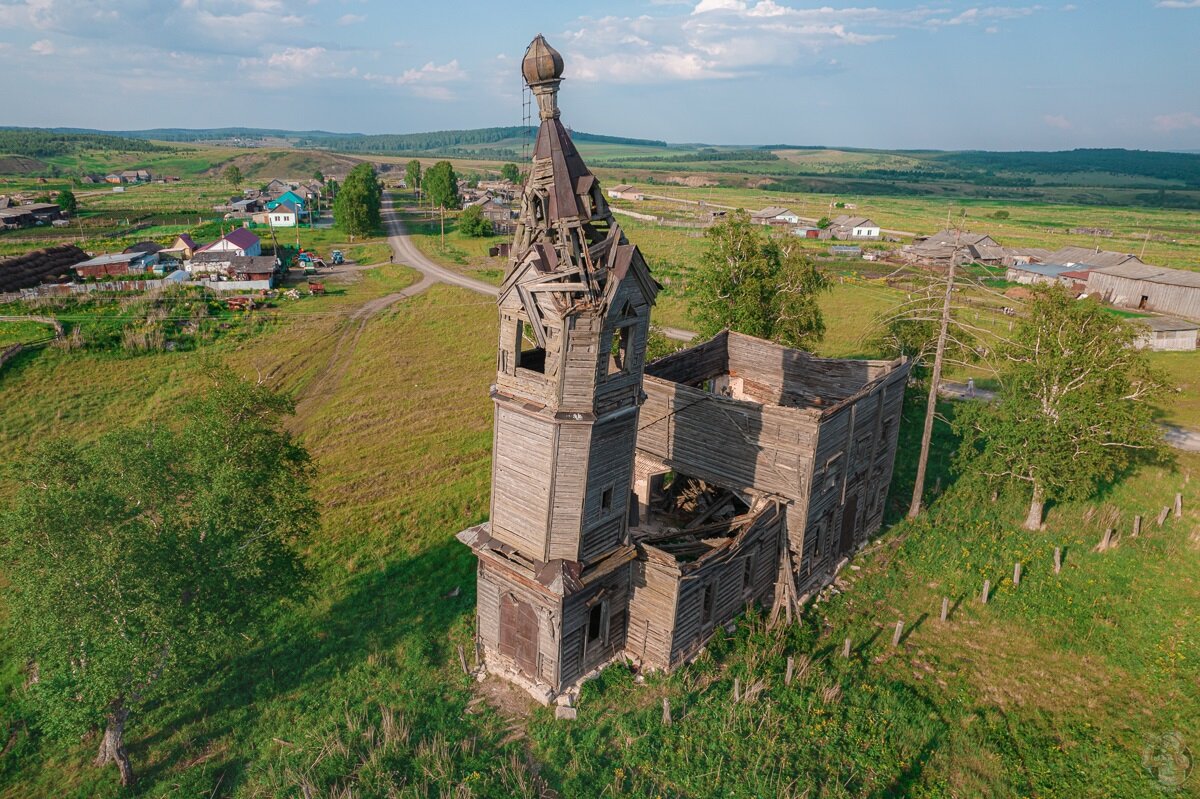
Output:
[0, 0, 1197, 150]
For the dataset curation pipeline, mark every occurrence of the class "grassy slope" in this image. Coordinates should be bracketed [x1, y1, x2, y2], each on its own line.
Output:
[2, 260, 1197, 797]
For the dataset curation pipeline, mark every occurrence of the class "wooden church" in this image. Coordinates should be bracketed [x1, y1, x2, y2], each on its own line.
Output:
[457, 35, 910, 702]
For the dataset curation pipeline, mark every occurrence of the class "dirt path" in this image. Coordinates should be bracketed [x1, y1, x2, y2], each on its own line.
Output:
[290, 196, 497, 422]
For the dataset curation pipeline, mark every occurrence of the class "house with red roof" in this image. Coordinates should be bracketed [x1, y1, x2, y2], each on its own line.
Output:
[196, 228, 262, 257]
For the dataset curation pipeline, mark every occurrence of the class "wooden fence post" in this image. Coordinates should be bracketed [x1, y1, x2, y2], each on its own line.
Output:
[1098, 528, 1114, 551]
[1175, 493, 1183, 519]
[940, 596, 949, 622]
[981, 580, 990, 604]
[842, 637, 852, 658]
[662, 697, 672, 726]
[733, 678, 741, 703]
[1054, 547, 1062, 575]
[1013, 562, 1022, 587]
[1133, 515, 1142, 537]
[1158, 506, 1170, 527]
[892, 620, 904, 647]
[457, 645, 468, 675]
[785, 656, 794, 685]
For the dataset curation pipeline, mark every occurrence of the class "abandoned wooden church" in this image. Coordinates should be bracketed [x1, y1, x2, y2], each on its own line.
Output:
[456, 35, 911, 702]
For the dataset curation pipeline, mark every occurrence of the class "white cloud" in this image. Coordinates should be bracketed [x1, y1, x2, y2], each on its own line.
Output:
[29, 38, 54, 55]
[1043, 114, 1072, 130]
[239, 46, 330, 87]
[561, 2, 1043, 84]
[337, 12, 364, 25]
[1153, 112, 1200, 132]
[363, 59, 466, 100]
[1156, 0, 1200, 7]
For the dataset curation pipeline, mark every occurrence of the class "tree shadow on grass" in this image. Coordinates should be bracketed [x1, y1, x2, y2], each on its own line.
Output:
[133, 536, 479, 795]
[884, 390, 964, 526]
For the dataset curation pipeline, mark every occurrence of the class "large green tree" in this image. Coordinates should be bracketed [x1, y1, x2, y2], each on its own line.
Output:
[224, 164, 242, 188]
[500, 163, 521, 183]
[333, 163, 382, 238]
[0, 369, 315, 787]
[424, 160, 460, 211]
[405, 159, 422, 193]
[690, 210, 828, 349]
[953, 287, 1166, 529]
[458, 203, 492, 237]
[55, 188, 77, 215]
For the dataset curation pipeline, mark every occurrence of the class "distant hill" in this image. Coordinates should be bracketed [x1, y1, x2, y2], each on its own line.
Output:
[0, 129, 164, 158]
[294, 126, 668, 158]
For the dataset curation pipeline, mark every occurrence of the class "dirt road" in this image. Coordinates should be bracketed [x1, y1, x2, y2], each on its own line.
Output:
[291, 196, 498, 419]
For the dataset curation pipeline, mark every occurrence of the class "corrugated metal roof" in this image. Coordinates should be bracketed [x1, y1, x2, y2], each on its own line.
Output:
[1091, 263, 1200, 288]
[1010, 262, 1077, 277]
[1137, 315, 1200, 332]
[1048, 246, 1142, 269]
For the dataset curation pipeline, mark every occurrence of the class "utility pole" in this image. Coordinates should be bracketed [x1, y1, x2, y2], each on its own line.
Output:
[908, 222, 962, 519]
[440, 204, 445, 249]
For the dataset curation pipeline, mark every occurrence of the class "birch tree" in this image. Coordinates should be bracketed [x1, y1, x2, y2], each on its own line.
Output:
[952, 286, 1165, 529]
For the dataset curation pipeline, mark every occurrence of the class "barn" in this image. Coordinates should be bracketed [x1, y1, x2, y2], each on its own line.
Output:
[1086, 263, 1200, 321]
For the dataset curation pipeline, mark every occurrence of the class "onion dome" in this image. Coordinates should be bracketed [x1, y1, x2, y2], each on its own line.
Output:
[522, 34, 564, 86]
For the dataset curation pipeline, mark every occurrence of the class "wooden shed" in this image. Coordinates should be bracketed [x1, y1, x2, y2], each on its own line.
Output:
[1132, 316, 1199, 352]
[1086, 263, 1200, 322]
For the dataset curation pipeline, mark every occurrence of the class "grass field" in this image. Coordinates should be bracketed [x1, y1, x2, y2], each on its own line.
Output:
[2, 140, 1199, 797]
[1, 270, 1196, 796]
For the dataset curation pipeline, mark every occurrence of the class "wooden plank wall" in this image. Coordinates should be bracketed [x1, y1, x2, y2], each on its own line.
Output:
[666, 507, 783, 669]
[490, 405, 556, 558]
[726, 331, 892, 408]
[795, 366, 909, 592]
[645, 330, 729, 386]
[548, 423, 593, 562]
[580, 412, 638, 563]
[638, 376, 819, 501]
[627, 555, 680, 670]
[558, 565, 632, 686]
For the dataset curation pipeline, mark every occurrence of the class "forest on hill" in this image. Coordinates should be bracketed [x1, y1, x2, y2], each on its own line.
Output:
[0, 129, 164, 158]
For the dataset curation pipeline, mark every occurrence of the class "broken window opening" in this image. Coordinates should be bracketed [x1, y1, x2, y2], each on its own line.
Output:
[517, 319, 547, 374]
[742, 554, 755, 597]
[601, 486, 614, 513]
[700, 581, 716, 627]
[587, 603, 604, 644]
[608, 325, 632, 376]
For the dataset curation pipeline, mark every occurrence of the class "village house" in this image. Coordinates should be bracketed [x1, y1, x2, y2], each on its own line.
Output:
[188, 252, 278, 284]
[1085, 262, 1200, 321]
[263, 178, 289, 196]
[904, 230, 1005, 266]
[160, 234, 200, 260]
[456, 36, 910, 704]
[751, 206, 800, 226]
[1004, 262, 1083, 287]
[825, 215, 880, 240]
[196, 228, 262, 258]
[267, 201, 301, 228]
[607, 184, 645, 201]
[74, 251, 157, 279]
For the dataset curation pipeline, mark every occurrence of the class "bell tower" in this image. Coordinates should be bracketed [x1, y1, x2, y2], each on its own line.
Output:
[458, 34, 659, 700]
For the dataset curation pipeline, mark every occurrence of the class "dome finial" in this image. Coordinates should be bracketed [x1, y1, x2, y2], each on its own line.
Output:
[522, 34, 564, 120]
